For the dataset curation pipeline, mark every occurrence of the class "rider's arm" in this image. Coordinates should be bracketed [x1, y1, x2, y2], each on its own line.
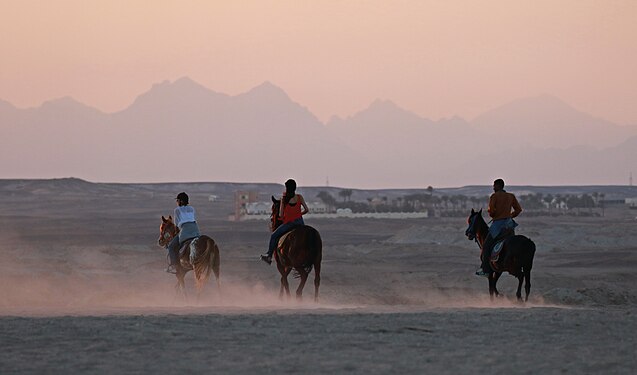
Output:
[511, 195, 522, 218]
[299, 194, 309, 215]
[487, 194, 497, 219]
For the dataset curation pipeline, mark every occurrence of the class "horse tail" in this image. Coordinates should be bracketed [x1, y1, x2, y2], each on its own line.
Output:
[522, 238, 536, 301]
[192, 236, 220, 290]
[303, 227, 322, 274]
[525, 238, 536, 270]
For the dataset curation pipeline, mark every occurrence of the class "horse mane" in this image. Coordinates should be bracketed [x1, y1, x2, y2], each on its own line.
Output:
[270, 196, 283, 232]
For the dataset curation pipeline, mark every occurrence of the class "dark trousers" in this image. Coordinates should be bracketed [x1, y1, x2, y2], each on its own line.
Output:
[167, 237, 180, 265]
[267, 218, 304, 256]
[481, 234, 495, 272]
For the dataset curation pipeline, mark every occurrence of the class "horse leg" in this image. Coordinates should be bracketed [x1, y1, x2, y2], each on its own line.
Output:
[488, 274, 495, 300]
[524, 269, 532, 302]
[279, 268, 292, 300]
[284, 268, 292, 298]
[516, 275, 524, 301]
[313, 261, 321, 303]
[174, 271, 187, 303]
[493, 272, 502, 297]
[295, 268, 308, 300]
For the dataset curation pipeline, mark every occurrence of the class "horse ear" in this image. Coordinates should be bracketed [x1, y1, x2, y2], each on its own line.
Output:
[168, 215, 173, 222]
[479, 208, 483, 213]
[272, 195, 277, 203]
[161, 215, 167, 222]
[471, 208, 475, 214]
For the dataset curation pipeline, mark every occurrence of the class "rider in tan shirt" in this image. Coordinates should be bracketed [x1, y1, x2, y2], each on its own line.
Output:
[477, 179, 523, 276]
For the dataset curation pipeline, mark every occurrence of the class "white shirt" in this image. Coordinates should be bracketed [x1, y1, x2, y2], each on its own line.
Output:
[174, 205, 196, 228]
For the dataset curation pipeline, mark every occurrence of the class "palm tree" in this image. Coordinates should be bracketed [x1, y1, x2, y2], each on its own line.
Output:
[338, 189, 353, 202]
[316, 191, 336, 211]
[543, 194, 554, 214]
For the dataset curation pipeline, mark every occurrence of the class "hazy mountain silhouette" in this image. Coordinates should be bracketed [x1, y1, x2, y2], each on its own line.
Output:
[1, 78, 364, 185]
[326, 99, 490, 183]
[1, 78, 635, 186]
[472, 94, 637, 148]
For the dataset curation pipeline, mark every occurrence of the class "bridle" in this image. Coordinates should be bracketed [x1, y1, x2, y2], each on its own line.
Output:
[465, 212, 484, 250]
[158, 221, 179, 247]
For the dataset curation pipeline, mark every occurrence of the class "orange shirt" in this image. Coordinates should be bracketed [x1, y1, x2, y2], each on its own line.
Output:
[488, 190, 522, 220]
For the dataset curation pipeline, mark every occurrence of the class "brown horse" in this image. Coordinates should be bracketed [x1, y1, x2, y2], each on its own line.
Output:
[157, 216, 220, 297]
[270, 196, 322, 301]
[465, 209, 536, 301]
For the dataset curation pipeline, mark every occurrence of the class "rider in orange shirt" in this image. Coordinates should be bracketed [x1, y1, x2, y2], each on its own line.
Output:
[476, 178, 522, 276]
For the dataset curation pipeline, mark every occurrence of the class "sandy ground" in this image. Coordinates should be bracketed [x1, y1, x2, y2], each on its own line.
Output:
[0, 192, 636, 373]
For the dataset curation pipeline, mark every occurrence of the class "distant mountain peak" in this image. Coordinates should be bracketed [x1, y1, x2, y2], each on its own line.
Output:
[39, 96, 101, 113]
[243, 81, 290, 100]
[353, 98, 422, 122]
[471, 93, 632, 149]
[368, 98, 399, 110]
[0, 98, 16, 111]
[125, 77, 228, 111]
[479, 94, 580, 119]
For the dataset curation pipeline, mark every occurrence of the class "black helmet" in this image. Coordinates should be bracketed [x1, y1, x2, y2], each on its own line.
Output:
[176, 192, 189, 204]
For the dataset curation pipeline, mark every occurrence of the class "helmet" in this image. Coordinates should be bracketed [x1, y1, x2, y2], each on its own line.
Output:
[175, 192, 189, 204]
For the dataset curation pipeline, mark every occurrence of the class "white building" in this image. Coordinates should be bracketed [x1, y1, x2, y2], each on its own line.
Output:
[245, 202, 271, 215]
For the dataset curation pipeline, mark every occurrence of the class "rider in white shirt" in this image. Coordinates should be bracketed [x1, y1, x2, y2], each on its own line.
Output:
[166, 192, 200, 273]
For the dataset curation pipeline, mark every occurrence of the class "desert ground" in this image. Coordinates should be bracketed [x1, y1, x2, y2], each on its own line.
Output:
[0, 180, 636, 374]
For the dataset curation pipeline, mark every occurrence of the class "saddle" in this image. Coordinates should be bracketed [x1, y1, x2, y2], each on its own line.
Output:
[178, 237, 200, 260]
[277, 231, 294, 248]
[490, 230, 515, 262]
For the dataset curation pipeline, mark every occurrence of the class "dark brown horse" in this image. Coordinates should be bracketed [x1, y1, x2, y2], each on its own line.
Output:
[270, 196, 322, 301]
[465, 209, 536, 301]
[158, 216, 220, 297]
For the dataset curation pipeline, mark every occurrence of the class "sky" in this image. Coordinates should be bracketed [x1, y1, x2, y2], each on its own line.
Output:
[1, 0, 636, 125]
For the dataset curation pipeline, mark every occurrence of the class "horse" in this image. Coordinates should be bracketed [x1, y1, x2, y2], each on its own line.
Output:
[157, 216, 221, 298]
[465, 209, 536, 301]
[270, 196, 322, 301]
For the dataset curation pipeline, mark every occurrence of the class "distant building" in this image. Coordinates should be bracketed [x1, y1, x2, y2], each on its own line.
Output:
[245, 201, 271, 215]
[234, 191, 260, 220]
[244, 201, 329, 215]
[308, 201, 330, 213]
[626, 198, 637, 209]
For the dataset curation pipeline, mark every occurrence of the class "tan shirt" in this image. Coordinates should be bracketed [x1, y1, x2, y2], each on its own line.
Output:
[488, 190, 522, 220]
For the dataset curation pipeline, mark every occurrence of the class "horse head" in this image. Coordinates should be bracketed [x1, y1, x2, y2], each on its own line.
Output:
[465, 208, 484, 241]
[158, 215, 179, 247]
[270, 196, 283, 232]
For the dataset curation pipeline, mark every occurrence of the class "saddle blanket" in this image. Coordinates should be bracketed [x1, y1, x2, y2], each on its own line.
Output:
[178, 236, 200, 257]
[490, 240, 505, 262]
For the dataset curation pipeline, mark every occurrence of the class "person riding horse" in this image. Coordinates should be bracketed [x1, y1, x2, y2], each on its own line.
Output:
[476, 179, 522, 276]
[261, 179, 309, 265]
[166, 192, 201, 273]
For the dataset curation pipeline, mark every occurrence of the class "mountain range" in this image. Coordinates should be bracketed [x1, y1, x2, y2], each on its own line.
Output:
[2, 77, 636, 187]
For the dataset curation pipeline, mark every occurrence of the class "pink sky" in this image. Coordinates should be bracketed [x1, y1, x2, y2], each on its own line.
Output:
[1, 0, 636, 124]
